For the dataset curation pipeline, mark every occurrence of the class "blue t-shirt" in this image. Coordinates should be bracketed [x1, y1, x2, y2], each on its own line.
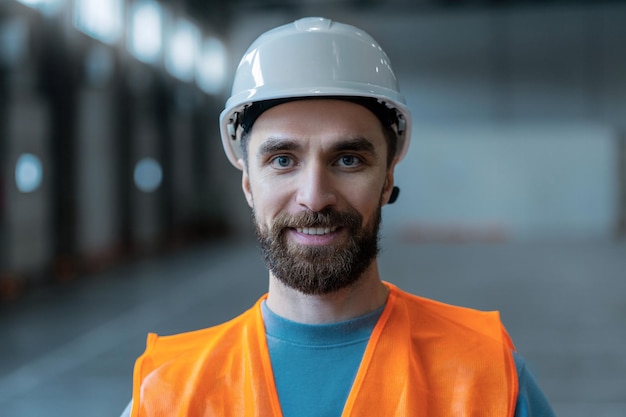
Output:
[262, 301, 555, 417]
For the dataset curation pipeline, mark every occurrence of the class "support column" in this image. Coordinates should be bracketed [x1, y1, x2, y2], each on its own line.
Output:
[617, 130, 626, 238]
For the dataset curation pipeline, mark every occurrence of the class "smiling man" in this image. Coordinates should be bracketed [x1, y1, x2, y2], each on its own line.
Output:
[124, 17, 555, 417]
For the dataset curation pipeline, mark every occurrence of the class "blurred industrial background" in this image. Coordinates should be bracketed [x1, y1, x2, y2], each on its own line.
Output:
[0, 0, 625, 416]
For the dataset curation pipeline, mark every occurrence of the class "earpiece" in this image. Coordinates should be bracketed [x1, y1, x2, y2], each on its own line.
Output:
[388, 186, 400, 204]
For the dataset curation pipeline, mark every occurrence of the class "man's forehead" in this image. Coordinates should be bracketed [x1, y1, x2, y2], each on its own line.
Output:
[255, 99, 382, 127]
[249, 100, 386, 146]
[255, 135, 377, 156]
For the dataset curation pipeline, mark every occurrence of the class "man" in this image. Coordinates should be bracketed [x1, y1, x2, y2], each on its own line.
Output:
[123, 17, 555, 416]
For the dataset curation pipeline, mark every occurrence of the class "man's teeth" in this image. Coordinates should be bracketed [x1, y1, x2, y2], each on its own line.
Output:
[296, 226, 338, 235]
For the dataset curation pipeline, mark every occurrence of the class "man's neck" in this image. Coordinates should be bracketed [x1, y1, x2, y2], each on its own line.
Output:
[265, 262, 389, 324]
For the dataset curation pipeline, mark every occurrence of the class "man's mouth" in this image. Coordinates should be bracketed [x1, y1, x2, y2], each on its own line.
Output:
[295, 226, 339, 235]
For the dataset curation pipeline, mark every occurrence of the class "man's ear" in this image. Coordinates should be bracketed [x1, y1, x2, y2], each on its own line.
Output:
[381, 162, 398, 206]
[240, 159, 254, 208]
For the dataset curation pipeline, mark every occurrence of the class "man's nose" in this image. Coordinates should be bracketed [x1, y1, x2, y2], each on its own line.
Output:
[295, 162, 337, 212]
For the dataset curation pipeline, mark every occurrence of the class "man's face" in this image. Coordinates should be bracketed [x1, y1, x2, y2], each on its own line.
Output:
[241, 99, 396, 295]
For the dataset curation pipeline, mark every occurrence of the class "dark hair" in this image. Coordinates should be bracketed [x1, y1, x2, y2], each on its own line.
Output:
[240, 97, 399, 168]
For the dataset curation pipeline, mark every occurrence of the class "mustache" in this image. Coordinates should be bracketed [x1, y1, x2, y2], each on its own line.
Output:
[271, 208, 362, 233]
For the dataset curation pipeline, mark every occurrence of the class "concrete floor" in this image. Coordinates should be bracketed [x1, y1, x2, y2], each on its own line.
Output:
[1, 235, 625, 416]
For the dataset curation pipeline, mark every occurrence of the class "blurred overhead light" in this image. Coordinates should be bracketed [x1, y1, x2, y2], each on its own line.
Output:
[165, 18, 199, 82]
[196, 37, 227, 95]
[15, 153, 43, 193]
[74, 0, 124, 45]
[16, 0, 64, 16]
[134, 157, 163, 193]
[128, 0, 163, 64]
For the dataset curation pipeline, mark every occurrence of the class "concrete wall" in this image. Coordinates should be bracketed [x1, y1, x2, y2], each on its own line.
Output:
[390, 123, 618, 240]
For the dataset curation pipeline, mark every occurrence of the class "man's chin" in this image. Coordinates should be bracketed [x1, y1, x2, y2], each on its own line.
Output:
[284, 239, 348, 261]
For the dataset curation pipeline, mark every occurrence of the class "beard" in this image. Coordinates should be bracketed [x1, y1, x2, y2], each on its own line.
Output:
[254, 205, 382, 295]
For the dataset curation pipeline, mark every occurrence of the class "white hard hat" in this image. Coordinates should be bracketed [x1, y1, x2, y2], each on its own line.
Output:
[219, 17, 412, 169]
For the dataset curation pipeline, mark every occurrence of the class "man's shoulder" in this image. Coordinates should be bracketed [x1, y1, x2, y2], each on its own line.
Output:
[393, 284, 500, 319]
[389, 284, 512, 347]
[143, 302, 261, 360]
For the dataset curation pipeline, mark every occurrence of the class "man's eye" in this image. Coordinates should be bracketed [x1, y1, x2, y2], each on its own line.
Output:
[270, 155, 293, 168]
[338, 155, 361, 167]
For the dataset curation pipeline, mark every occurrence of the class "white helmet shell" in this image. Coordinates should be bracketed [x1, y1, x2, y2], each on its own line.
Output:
[219, 17, 412, 169]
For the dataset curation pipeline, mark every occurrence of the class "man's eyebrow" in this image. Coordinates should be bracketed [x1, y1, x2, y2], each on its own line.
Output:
[257, 138, 302, 157]
[332, 137, 376, 154]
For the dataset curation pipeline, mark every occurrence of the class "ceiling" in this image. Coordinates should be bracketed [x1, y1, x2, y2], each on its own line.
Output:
[175, 0, 622, 30]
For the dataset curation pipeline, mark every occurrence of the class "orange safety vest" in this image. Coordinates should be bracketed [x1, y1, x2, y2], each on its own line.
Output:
[131, 282, 518, 417]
